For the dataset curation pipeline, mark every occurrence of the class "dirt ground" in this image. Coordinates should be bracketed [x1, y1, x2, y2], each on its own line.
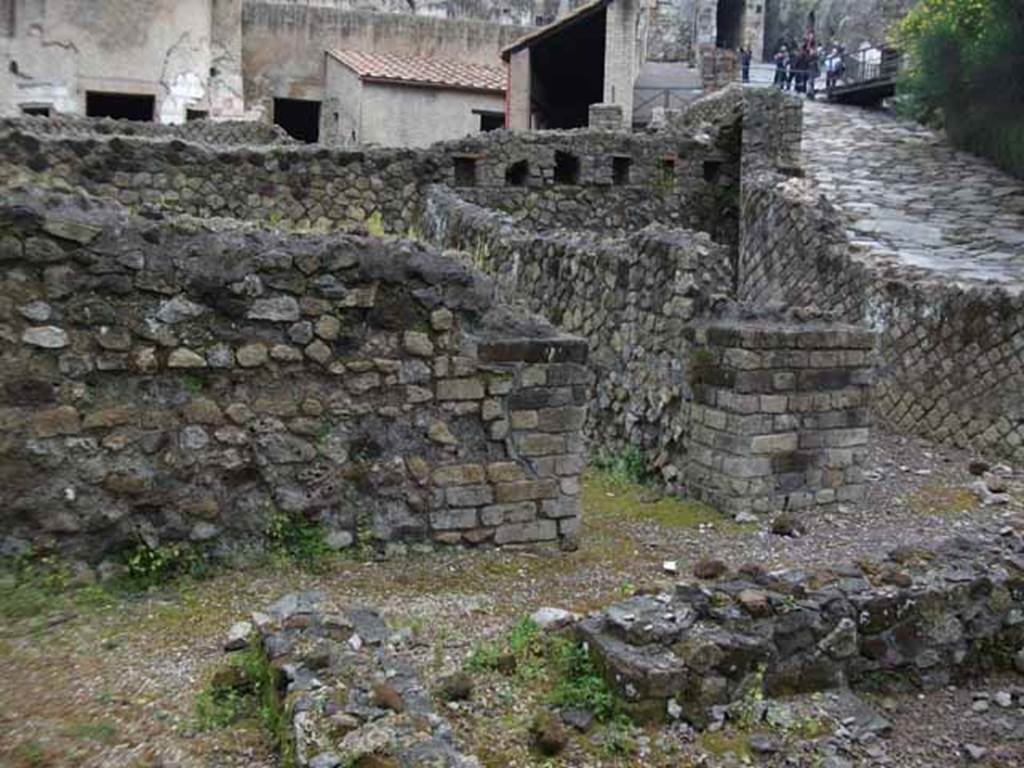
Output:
[1, 431, 1023, 768]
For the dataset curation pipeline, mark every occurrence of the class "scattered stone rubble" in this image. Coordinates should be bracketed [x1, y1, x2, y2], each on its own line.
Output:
[578, 527, 1024, 727]
[228, 592, 479, 768]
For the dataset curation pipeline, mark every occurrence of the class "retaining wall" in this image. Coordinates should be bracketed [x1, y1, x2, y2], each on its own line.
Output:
[0, 190, 587, 562]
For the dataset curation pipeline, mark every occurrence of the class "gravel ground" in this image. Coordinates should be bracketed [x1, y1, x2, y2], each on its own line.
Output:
[1, 430, 1021, 768]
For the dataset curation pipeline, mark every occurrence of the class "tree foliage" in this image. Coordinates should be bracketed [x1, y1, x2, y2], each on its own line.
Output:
[896, 0, 1024, 178]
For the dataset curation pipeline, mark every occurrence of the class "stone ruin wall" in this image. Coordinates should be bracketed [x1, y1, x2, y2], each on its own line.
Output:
[0, 190, 588, 562]
[685, 310, 874, 517]
[424, 184, 733, 489]
[1, 84, 1020, 556]
[581, 527, 1024, 725]
[736, 89, 1024, 465]
[0, 114, 297, 146]
[0, 123, 733, 240]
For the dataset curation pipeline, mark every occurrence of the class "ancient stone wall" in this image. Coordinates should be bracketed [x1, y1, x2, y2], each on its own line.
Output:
[684, 307, 875, 517]
[424, 185, 733, 487]
[0, 190, 587, 562]
[0, 114, 296, 145]
[0, 123, 733, 239]
[580, 528, 1024, 725]
[740, 173, 1024, 465]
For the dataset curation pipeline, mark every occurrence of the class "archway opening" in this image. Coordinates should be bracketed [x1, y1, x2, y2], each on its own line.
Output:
[715, 0, 744, 49]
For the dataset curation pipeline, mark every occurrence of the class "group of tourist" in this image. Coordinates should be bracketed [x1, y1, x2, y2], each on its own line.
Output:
[737, 32, 846, 98]
[770, 34, 845, 97]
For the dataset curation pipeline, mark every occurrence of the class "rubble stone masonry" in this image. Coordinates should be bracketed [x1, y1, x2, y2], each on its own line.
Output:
[0, 189, 586, 561]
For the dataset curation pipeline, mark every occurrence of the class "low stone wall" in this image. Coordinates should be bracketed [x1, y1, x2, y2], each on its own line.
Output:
[740, 172, 1024, 464]
[424, 185, 733, 486]
[0, 123, 733, 240]
[0, 190, 587, 562]
[0, 114, 296, 145]
[580, 528, 1024, 725]
[684, 307, 875, 516]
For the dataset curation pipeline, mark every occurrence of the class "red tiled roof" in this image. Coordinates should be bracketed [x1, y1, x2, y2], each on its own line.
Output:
[328, 50, 505, 93]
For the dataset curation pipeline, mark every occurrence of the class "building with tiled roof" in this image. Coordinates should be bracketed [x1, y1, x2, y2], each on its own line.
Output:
[323, 49, 507, 148]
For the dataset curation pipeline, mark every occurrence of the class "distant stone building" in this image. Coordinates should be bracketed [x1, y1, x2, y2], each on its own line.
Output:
[323, 50, 505, 147]
[0, 0, 525, 143]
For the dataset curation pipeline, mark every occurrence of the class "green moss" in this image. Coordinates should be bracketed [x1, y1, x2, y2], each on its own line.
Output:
[907, 481, 977, 516]
[365, 211, 386, 237]
[582, 471, 739, 531]
[699, 730, 753, 759]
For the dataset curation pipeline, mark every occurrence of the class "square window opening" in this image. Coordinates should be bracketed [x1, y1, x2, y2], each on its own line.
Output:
[454, 157, 478, 187]
[554, 151, 581, 185]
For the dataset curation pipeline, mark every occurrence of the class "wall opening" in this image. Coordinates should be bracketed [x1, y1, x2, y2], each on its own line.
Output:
[715, 0, 745, 49]
[86, 92, 154, 122]
[612, 156, 631, 186]
[554, 151, 581, 184]
[527, 5, 606, 128]
[186, 109, 209, 121]
[20, 105, 51, 117]
[505, 160, 530, 187]
[659, 157, 677, 187]
[273, 97, 321, 143]
[703, 160, 722, 182]
[453, 157, 478, 187]
[477, 111, 505, 132]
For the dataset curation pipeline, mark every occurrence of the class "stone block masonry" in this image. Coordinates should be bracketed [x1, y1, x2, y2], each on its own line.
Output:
[579, 528, 1024, 725]
[0, 189, 587, 562]
[424, 185, 734, 491]
[684, 307, 876, 516]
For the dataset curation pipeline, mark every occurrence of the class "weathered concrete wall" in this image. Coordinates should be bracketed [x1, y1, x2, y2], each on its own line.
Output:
[424, 185, 733, 489]
[0, 0, 218, 121]
[0, 189, 587, 562]
[241, 2, 528, 114]
[357, 81, 503, 148]
[581, 528, 1024, 724]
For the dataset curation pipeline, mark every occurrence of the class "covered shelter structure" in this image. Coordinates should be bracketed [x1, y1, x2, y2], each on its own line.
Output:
[501, 0, 641, 131]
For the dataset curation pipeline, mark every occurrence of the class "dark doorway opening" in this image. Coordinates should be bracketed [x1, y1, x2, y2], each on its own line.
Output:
[612, 156, 631, 186]
[477, 111, 505, 132]
[554, 151, 580, 184]
[715, 0, 745, 49]
[86, 92, 155, 122]
[505, 160, 530, 187]
[186, 109, 209, 121]
[273, 97, 321, 143]
[527, 5, 606, 128]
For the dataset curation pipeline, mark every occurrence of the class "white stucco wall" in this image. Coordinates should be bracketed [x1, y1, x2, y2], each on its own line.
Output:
[0, 0, 216, 122]
[360, 81, 503, 148]
[322, 55, 363, 146]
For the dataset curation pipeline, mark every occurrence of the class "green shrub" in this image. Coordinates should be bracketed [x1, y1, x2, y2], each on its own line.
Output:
[123, 542, 206, 589]
[591, 445, 649, 486]
[549, 638, 619, 721]
[265, 512, 331, 569]
[896, 0, 1024, 177]
[196, 640, 295, 764]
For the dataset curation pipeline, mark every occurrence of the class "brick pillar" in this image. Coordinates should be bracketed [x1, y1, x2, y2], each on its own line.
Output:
[684, 317, 876, 517]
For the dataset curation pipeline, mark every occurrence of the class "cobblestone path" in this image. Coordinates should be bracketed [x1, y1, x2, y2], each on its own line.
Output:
[801, 99, 1024, 290]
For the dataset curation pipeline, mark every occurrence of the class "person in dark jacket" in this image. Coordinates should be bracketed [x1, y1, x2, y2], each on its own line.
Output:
[741, 47, 752, 82]
[774, 46, 788, 89]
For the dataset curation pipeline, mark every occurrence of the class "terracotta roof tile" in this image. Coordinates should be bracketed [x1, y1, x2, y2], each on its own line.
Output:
[329, 50, 505, 93]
